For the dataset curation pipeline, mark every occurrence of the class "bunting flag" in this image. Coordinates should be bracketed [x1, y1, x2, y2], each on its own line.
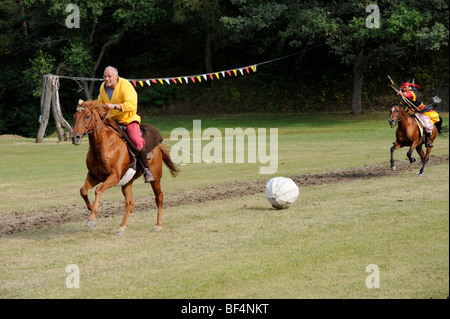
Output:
[53, 52, 301, 86]
[127, 63, 258, 87]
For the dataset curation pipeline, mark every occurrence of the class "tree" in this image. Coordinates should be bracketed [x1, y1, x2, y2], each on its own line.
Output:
[221, 0, 288, 54]
[0, 0, 167, 136]
[222, 0, 449, 114]
[22, 0, 165, 99]
[173, 0, 229, 74]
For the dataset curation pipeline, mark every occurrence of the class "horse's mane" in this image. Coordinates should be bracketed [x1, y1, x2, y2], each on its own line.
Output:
[78, 100, 104, 111]
[76, 100, 165, 152]
[391, 102, 409, 114]
[78, 100, 115, 126]
[77, 99, 98, 111]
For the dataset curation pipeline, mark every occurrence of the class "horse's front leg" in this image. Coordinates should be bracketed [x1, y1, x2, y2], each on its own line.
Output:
[390, 141, 401, 171]
[406, 148, 416, 164]
[80, 173, 99, 216]
[406, 140, 418, 164]
[86, 174, 120, 227]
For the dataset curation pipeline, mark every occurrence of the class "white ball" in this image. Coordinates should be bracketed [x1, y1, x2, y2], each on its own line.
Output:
[265, 177, 299, 209]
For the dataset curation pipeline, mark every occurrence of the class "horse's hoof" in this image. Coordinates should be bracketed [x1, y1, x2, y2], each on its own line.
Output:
[116, 226, 126, 236]
[391, 166, 396, 171]
[410, 158, 416, 163]
[153, 225, 162, 232]
[86, 220, 96, 227]
[417, 172, 423, 177]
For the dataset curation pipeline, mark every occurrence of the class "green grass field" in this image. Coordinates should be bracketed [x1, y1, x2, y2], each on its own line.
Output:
[0, 112, 448, 299]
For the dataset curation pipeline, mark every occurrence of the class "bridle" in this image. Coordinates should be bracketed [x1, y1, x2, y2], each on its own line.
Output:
[389, 105, 409, 128]
[75, 105, 110, 136]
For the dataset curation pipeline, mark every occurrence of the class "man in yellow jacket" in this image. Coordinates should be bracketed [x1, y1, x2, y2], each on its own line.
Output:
[98, 66, 154, 182]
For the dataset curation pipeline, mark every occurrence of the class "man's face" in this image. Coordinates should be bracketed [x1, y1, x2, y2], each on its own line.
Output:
[401, 85, 410, 92]
[103, 69, 119, 88]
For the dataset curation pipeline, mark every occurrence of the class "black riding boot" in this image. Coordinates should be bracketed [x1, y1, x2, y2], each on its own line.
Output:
[137, 149, 154, 182]
[426, 133, 433, 148]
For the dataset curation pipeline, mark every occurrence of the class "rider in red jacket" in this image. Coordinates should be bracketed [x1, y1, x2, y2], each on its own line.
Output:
[398, 80, 438, 148]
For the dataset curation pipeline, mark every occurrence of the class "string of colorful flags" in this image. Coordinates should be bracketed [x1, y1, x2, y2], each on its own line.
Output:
[54, 51, 301, 87]
[129, 64, 257, 88]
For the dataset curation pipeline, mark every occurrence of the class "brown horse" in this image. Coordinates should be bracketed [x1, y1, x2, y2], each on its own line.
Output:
[388, 103, 443, 176]
[71, 100, 179, 235]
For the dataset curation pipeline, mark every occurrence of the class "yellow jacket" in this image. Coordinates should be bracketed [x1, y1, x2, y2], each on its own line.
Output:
[97, 77, 141, 125]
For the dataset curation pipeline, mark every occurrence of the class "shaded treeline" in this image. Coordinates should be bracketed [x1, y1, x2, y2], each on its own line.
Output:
[0, 0, 448, 137]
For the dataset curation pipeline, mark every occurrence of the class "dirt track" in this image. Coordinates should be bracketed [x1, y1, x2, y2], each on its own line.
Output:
[1, 154, 448, 235]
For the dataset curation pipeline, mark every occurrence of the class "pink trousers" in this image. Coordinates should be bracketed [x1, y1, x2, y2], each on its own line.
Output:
[416, 114, 434, 134]
[127, 122, 145, 150]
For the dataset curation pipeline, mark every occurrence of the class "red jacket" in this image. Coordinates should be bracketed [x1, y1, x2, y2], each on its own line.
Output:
[402, 87, 424, 111]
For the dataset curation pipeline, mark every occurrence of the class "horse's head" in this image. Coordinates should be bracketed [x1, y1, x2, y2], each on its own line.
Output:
[71, 100, 106, 145]
[388, 103, 403, 128]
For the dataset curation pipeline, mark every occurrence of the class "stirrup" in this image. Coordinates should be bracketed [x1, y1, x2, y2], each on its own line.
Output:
[143, 169, 154, 182]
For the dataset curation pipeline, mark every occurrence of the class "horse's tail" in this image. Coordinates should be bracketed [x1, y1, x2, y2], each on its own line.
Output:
[160, 144, 180, 177]
[435, 116, 449, 138]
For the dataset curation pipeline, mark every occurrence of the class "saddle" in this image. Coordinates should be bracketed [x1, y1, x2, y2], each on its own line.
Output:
[406, 103, 438, 138]
[114, 122, 163, 157]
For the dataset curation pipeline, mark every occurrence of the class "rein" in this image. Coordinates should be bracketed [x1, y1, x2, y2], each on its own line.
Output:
[390, 106, 409, 128]
[77, 106, 110, 135]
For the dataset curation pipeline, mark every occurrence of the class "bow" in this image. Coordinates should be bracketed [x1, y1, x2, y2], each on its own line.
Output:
[387, 75, 420, 113]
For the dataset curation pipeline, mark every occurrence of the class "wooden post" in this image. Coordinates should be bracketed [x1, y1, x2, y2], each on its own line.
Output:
[36, 74, 73, 143]
[36, 75, 52, 143]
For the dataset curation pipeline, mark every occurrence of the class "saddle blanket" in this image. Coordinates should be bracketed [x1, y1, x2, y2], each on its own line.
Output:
[116, 167, 137, 187]
[116, 123, 163, 155]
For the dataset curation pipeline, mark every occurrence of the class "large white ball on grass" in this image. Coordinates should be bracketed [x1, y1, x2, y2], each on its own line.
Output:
[265, 177, 299, 209]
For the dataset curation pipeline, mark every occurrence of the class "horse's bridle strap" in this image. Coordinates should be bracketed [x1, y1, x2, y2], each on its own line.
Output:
[79, 106, 110, 135]
[391, 107, 408, 126]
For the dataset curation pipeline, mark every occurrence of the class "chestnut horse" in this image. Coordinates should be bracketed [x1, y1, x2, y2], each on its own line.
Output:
[388, 103, 443, 176]
[71, 100, 179, 235]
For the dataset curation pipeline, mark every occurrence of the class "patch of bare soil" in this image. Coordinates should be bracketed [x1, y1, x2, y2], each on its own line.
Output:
[0, 134, 26, 140]
[1, 155, 448, 235]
